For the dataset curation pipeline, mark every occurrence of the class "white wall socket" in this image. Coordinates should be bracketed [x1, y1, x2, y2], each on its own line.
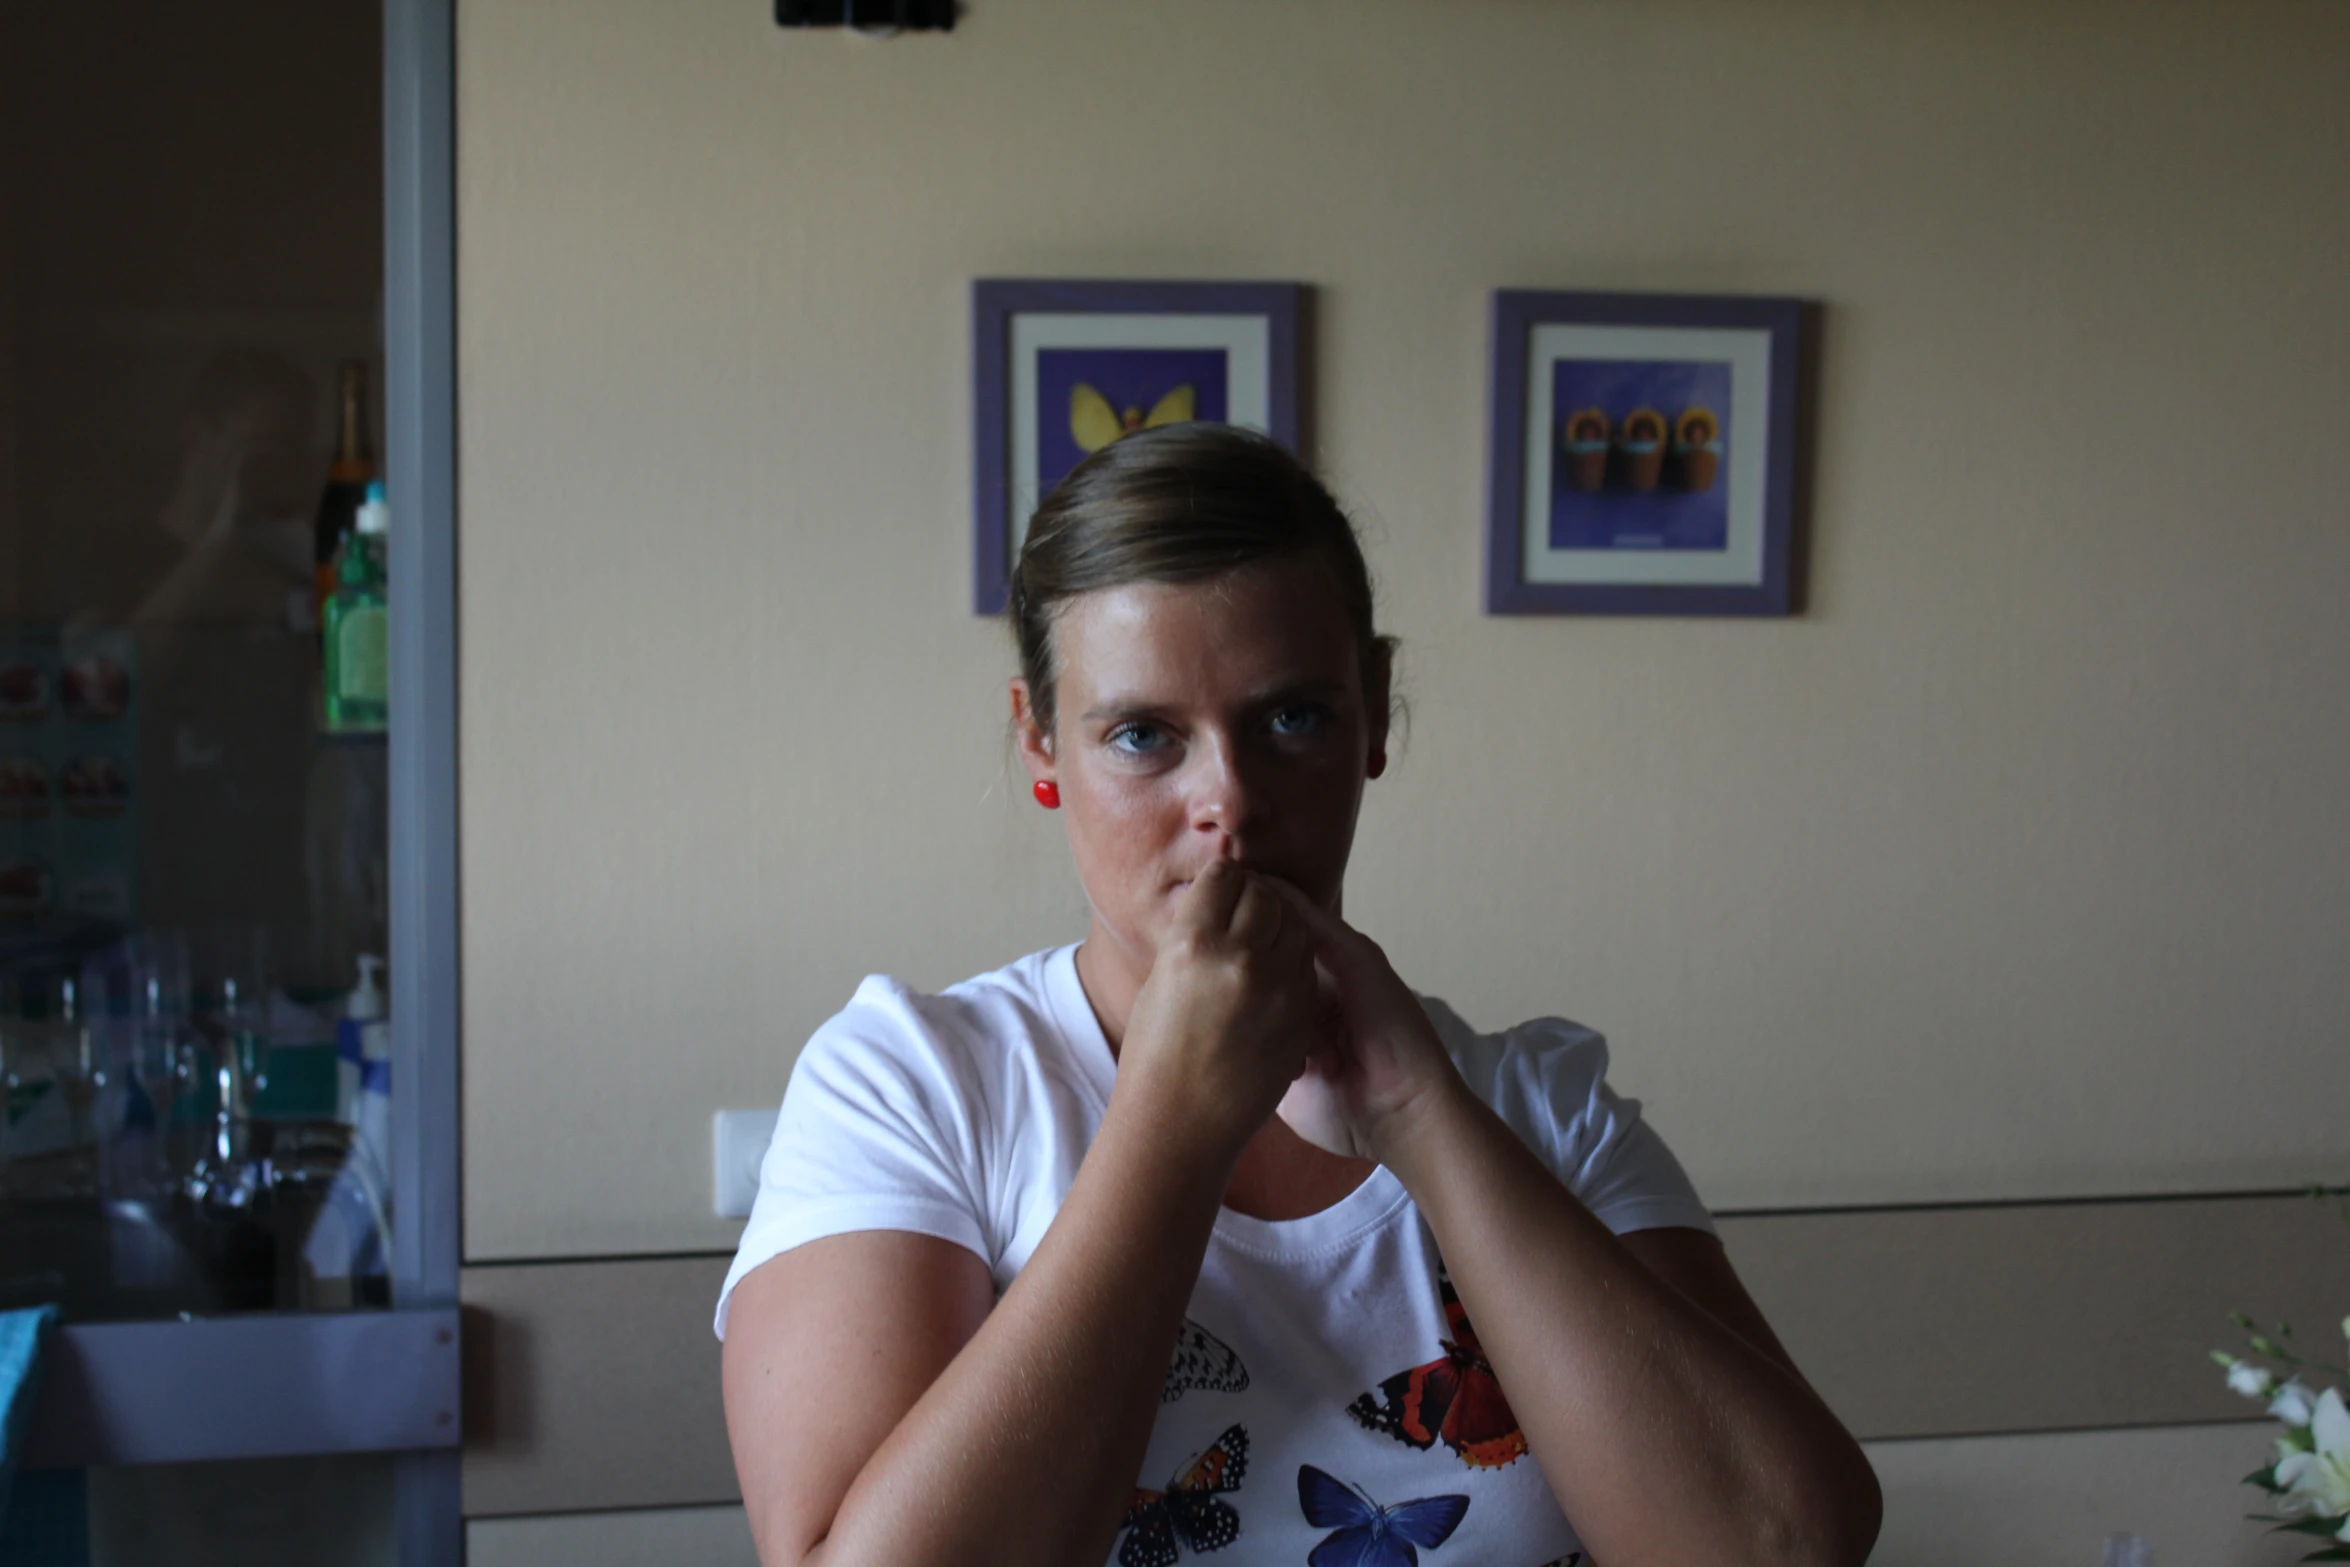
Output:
[712, 1107, 778, 1220]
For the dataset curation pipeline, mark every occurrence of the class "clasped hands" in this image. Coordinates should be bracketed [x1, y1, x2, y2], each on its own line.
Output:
[1117, 860, 1463, 1168]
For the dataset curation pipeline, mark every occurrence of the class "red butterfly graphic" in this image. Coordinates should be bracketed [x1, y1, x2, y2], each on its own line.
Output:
[1347, 1270, 1527, 1470]
[1119, 1423, 1249, 1567]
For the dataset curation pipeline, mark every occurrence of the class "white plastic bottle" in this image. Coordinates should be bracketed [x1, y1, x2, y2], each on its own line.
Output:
[335, 954, 386, 1124]
[312, 955, 392, 1301]
[354, 1005, 392, 1186]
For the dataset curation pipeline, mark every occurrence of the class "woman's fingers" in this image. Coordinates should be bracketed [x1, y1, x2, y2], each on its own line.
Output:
[1252, 873, 1347, 943]
[1226, 872, 1286, 951]
[1255, 875, 1385, 985]
[1125, 863, 1329, 1157]
[1176, 858, 1249, 938]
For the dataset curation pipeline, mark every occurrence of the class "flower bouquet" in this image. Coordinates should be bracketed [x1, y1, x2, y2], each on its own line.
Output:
[2215, 1186, 2350, 1560]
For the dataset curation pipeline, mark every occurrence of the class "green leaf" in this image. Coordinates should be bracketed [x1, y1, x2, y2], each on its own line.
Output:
[2294, 1547, 2350, 1562]
[2278, 1518, 2345, 1539]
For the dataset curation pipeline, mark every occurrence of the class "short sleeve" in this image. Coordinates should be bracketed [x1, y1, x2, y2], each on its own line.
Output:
[714, 977, 993, 1339]
[1427, 1001, 1716, 1240]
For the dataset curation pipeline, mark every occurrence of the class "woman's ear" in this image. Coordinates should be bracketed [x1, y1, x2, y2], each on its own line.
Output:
[1009, 679, 1055, 783]
[1362, 646, 1394, 780]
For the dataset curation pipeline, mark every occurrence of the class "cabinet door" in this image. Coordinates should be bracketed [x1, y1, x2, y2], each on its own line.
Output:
[2, 3, 462, 1557]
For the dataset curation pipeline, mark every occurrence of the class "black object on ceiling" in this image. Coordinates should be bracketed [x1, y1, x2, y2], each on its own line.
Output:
[776, 0, 955, 29]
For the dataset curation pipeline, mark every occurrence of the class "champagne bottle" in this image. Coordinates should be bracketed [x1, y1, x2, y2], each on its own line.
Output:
[311, 361, 375, 621]
[323, 483, 389, 734]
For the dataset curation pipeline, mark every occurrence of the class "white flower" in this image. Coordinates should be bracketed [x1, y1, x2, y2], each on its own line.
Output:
[2273, 1388, 2350, 1519]
[2337, 1515, 2350, 1545]
[2229, 1361, 2278, 1399]
[2273, 1380, 2321, 1427]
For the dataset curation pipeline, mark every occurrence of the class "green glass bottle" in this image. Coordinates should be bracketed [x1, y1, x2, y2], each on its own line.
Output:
[323, 481, 388, 734]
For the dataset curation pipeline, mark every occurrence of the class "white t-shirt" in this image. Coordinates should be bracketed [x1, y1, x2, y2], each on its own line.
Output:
[718, 944, 1715, 1567]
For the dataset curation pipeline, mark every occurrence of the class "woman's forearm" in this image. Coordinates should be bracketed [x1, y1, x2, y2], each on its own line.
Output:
[1382, 1086, 1879, 1567]
[809, 1092, 1228, 1567]
[809, 867, 1329, 1567]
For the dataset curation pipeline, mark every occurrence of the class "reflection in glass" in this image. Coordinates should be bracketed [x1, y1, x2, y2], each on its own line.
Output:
[0, 0, 390, 1323]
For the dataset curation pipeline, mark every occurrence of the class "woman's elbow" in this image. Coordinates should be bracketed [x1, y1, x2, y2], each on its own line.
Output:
[1781, 1446, 1883, 1567]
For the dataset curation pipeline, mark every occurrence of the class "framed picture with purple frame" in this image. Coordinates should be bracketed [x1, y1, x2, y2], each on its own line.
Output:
[1486, 289, 1810, 616]
[971, 278, 1304, 614]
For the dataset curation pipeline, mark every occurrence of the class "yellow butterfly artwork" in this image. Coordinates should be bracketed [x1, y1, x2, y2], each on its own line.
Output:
[1070, 382, 1196, 455]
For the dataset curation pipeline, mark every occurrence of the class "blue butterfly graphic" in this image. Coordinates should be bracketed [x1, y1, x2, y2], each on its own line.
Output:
[1297, 1464, 1470, 1567]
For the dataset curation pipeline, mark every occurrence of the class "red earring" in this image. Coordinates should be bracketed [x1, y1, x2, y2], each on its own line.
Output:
[1032, 779, 1061, 809]
[1366, 749, 1387, 780]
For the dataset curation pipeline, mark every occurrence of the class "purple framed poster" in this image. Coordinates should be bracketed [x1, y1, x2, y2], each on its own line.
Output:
[972, 279, 1305, 613]
[1486, 290, 1809, 616]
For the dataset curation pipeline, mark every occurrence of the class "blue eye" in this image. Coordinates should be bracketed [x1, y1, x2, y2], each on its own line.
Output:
[1269, 704, 1330, 738]
[1107, 723, 1167, 756]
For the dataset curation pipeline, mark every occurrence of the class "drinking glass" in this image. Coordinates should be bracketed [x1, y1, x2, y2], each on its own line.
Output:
[125, 930, 200, 1194]
[195, 922, 273, 1107]
[44, 973, 108, 1199]
[185, 923, 274, 1218]
[0, 975, 23, 1191]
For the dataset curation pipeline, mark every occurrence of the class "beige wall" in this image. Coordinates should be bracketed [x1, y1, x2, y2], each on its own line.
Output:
[458, 0, 2350, 1261]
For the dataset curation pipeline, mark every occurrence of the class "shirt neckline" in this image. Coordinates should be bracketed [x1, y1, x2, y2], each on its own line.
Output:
[1041, 943, 1413, 1259]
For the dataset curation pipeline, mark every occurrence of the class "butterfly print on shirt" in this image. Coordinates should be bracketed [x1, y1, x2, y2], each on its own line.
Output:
[1346, 1268, 1528, 1469]
[1163, 1317, 1250, 1404]
[1118, 1423, 1248, 1567]
[1297, 1463, 1470, 1567]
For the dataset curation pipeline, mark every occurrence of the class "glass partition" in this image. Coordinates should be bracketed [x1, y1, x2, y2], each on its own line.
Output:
[0, 0, 392, 1325]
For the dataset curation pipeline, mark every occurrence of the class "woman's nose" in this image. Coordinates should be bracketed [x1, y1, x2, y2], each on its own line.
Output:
[1186, 739, 1260, 840]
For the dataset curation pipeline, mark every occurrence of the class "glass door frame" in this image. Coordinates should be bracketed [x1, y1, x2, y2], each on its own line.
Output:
[386, 0, 462, 1554]
[19, 0, 465, 1559]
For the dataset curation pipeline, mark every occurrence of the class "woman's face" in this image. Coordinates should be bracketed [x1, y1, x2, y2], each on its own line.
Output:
[1013, 557, 1388, 969]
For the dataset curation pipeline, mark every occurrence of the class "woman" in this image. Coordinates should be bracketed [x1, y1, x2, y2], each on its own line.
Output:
[719, 426, 1881, 1567]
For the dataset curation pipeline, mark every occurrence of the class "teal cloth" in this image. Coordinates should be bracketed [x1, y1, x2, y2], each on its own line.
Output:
[0, 1306, 58, 1532]
[0, 1307, 57, 1523]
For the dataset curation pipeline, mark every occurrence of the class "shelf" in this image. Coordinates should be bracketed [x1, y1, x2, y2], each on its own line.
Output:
[22, 1306, 460, 1468]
